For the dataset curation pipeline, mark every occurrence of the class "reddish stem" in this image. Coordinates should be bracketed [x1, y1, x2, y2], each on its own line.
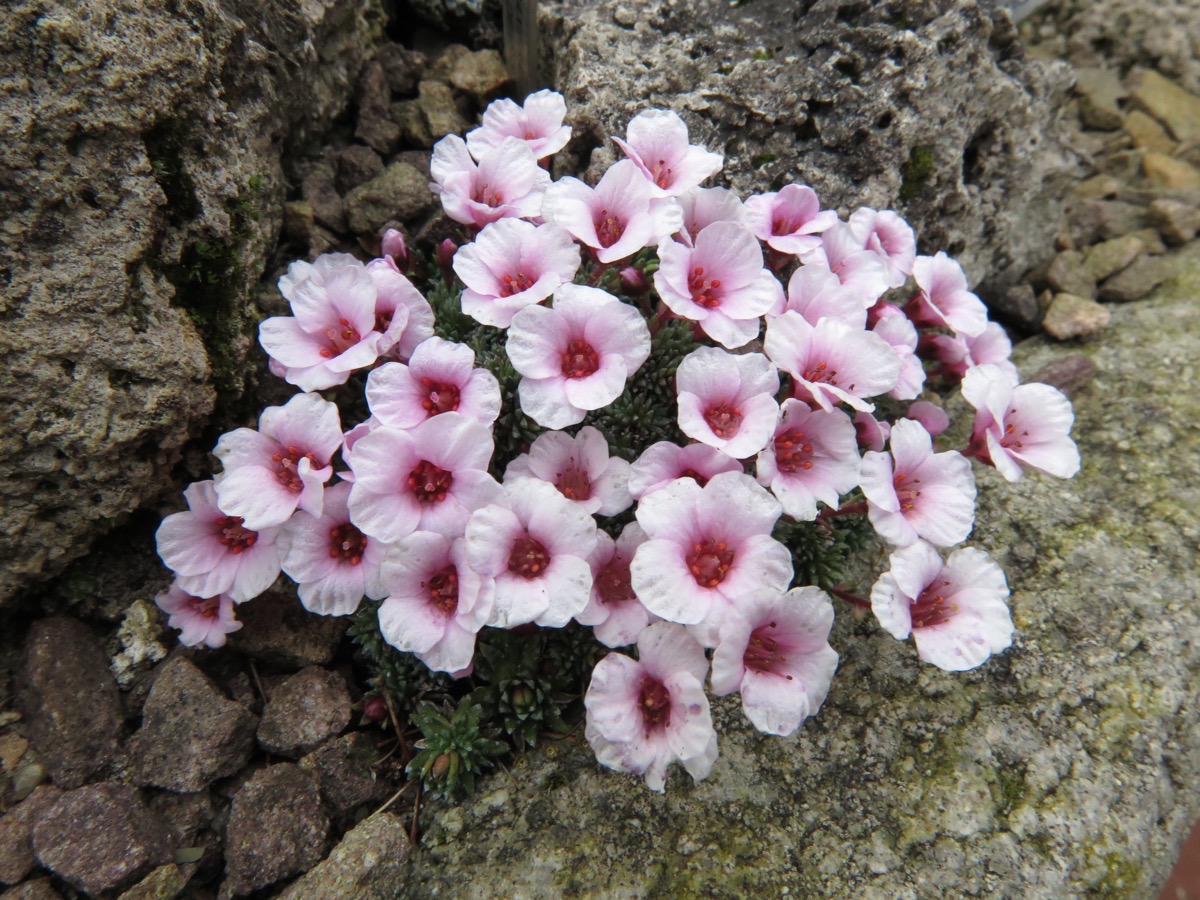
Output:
[830, 586, 871, 609]
[819, 500, 868, 520]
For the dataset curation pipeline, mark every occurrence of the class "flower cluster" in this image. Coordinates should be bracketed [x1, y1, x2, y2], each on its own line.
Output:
[154, 90, 1080, 793]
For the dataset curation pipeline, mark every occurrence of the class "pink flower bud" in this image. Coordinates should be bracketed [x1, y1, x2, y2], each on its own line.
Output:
[381, 228, 408, 272]
[619, 266, 649, 295]
[437, 238, 458, 289]
[362, 695, 389, 722]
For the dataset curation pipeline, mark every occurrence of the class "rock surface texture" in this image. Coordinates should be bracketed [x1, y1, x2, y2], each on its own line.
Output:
[405, 249, 1200, 896]
[543, 0, 1074, 311]
[0, 0, 381, 609]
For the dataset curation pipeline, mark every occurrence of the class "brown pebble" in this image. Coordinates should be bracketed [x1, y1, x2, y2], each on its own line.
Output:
[1028, 355, 1097, 396]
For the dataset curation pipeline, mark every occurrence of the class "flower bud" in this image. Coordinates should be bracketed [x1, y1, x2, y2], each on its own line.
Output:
[619, 266, 649, 296]
[381, 228, 409, 273]
[431, 751, 455, 779]
[510, 685, 535, 712]
[361, 695, 389, 722]
[437, 238, 458, 289]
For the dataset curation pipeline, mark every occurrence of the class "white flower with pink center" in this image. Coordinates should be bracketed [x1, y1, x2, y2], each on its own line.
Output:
[156, 480, 281, 603]
[675, 347, 780, 459]
[871, 541, 1012, 671]
[809, 223, 892, 306]
[743, 184, 838, 256]
[366, 258, 435, 360]
[962, 364, 1080, 483]
[365, 338, 501, 430]
[764, 311, 900, 413]
[277, 482, 385, 617]
[779, 264, 867, 328]
[507, 284, 651, 429]
[711, 587, 839, 736]
[859, 418, 977, 548]
[630, 471, 792, 647]
[873, 313, 926, 401]
[504, 427, 632, 516]
[541, 160, 683, 264]
[908, 252, 988, 337]
[155, 583, 242, 649]
[612, 109, 723, 197]
[346, 413, 503, 543]
[465, 478, 598, 629]
[676, 186, 747, 247]
[654, 222, 784, 349]
[378, 532, 494, 674]
[847, 207, 917, 288]
[466, 89, 572, 160]
[213, 392, 342, 530]
[576, 523, 657, 648]
[929, 323, 1019, 385]
[453, 218, 581, 328]
[627, 441, 743, 501]
[259, 253, 385, 391]
[430, 135, 550, 227]
[756, 400, 860, 521]
[584, 621, 717, 792]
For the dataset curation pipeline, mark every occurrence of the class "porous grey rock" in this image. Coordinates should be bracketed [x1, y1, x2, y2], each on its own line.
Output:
[278, 811, 411, 900]
[129, 655, 258, 792]
[222, 763, 330, 896]
[0, 0, 382, 609]
[405, 247, 1200, 896]
[256, 666, 351, 758]
[544, 0, 1074, 303]
[32, 784, 171, 895]
[16, 617, 121, 788]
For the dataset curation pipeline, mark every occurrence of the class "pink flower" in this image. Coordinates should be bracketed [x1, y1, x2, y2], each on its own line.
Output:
[928, 323, 1018, 385]
[859, 418, 976, 548]
[675, 347, 780, 459]
[259, 254, 385, 391]
[155, 583, 242, 648]
[872, 313, 926, 401]
[278, 482, 386, 616]
[378, 531, 494, 673]
[764, 311, 900, 413]
[853, 410, 891, 453]
[908, 252, 988, 337]
[465, 479, 598, 628]
[337, 417, 379, 483]
[756, 400, 860, 520]
[612, 109, 723, 197]
[380, 228, 408, 270]
[653, 222, 784, 348]
[743, 185, 838, 256]
[871, 541, 1012, 671]
[809, 224, 892, 305]
[453, 218, 581, 328]
[630, 471, 792, 647]
[676, 187, 747, 247]
[847, 208, 916, 288]
[504, 427, 632, 516]
[507, 284, 651, 429]
[365, 338, 501, 429]
[541, 160, 683, 264]
[156, 480, 281, 602]
[584, 621, 717, 792]
[778, 264, 866, 328]
[961, 364, 1080, 482]
[627, 441, 742, 501]
[346, 413, 503, 543]
[430, 135, 550, 227]
[366, 258, 434, 360]
[576, 523, 657, 648]
[903, 400, 950, 438]
[710, 587, 839, 736]
[213, 392, 342, 530]
[466, 89, 572, 160]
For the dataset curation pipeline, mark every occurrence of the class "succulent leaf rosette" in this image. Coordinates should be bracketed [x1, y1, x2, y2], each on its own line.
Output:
[154, 91, 1080, 794]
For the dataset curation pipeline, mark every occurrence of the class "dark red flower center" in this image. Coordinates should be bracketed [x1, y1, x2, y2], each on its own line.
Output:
[561, 340, 599, 379]
[476, 181, 504, 208]
[910, 579, 955, 629]
[217, 516, 257, 554]
[426, 564, 459, 615]
[407, 460, 453, 504]
[687, 265, 723, 309]
[677, 468, 710, 487]
[595, 209, 625, 248]
[319, 316, 362, 359]
[743, 621, 792, 677]
[499, 272, 535, 297]
[272, 445, 319, 493]
[328, 523, 367, 566]
[774, 428, 815, 474]
[704, 403, 743, 438]
[686, 537, 734, 588]
[596, 556, 635, 606]
[420, 378, 461, 415]
[186, 595, 221, 620]
[554, 462, 592, 501]
[508, 534, 550, 579]
[638, 676, 672, 734]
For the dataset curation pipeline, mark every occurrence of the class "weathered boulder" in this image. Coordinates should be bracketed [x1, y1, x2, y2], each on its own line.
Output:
[406, 247, 1200, 896]
[0, 0, 382, 609]
[543, 0, 1074, 316]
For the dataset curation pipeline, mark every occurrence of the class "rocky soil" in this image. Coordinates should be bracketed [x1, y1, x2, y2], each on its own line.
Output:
[2, 0, 1199, 896]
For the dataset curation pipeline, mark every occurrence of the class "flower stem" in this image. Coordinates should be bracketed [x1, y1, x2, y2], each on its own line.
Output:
[829, 586, 871, 609]
[819, 500, 868, 520]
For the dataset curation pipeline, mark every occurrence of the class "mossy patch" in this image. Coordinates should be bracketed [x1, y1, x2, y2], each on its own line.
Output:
[900, 145, 936, 202]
